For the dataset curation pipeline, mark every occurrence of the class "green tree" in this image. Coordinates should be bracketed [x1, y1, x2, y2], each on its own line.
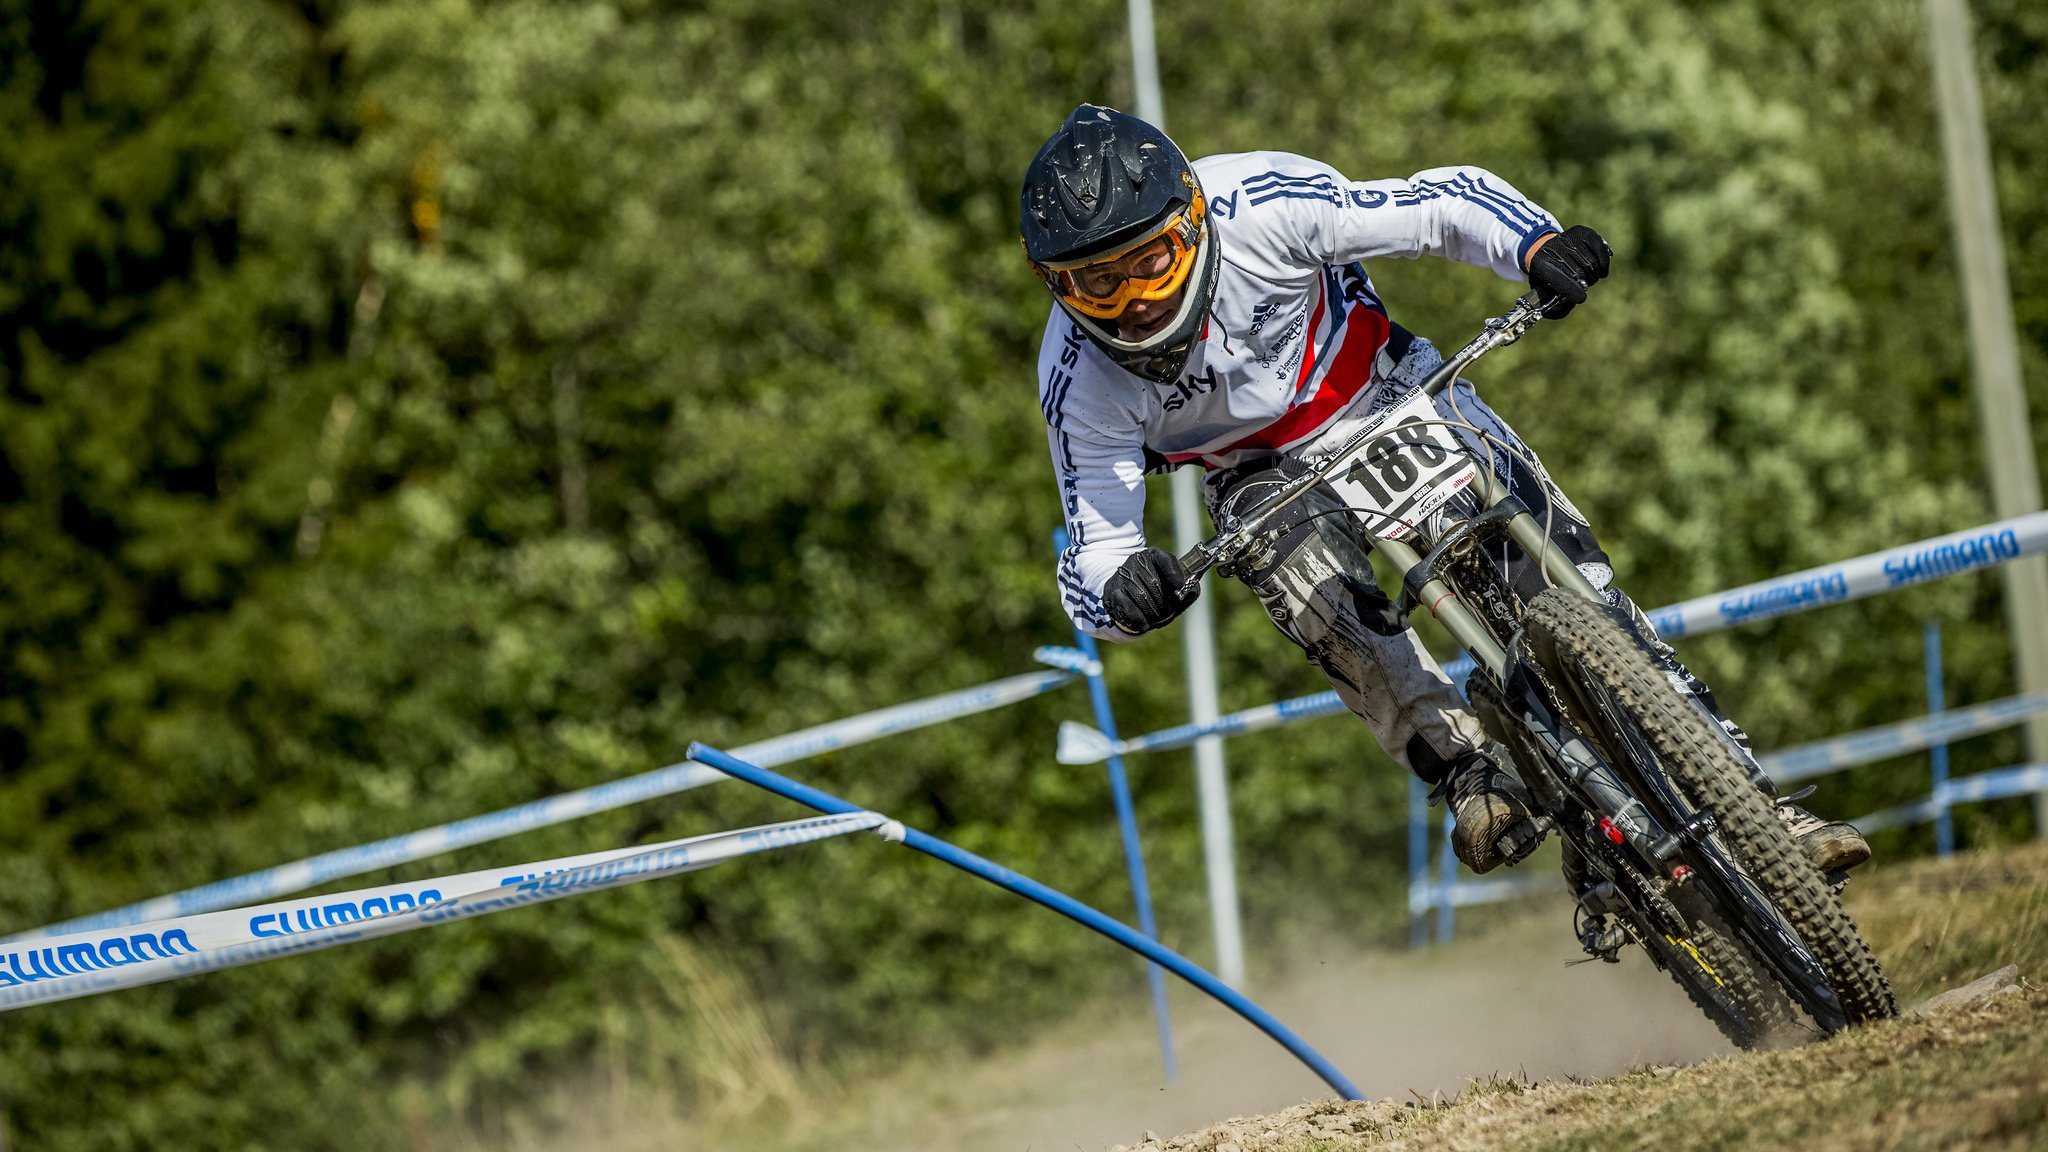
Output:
[0, 1, 2042, 1147]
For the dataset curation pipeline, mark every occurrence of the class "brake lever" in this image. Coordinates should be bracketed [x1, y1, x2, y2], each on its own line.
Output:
[1175, 537, 1226, 597]
[1173, 462, 1325, 595]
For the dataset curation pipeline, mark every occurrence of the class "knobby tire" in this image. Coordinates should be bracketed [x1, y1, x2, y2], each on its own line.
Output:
[1522, 588, 1896, 1032]
[1642, 909, 1794, 1048]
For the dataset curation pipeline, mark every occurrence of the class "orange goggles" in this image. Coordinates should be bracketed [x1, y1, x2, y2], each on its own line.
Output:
[1033, 192, 1206, 320]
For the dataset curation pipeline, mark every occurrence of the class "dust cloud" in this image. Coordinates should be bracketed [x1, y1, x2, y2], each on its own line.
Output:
[916, 902, 1728, 1152]
[510, 899, 1729, 1152]
[704, 901, 1728, 1147]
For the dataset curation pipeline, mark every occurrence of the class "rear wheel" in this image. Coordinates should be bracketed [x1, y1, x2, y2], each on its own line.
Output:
[1560, 835, 1800, 1050]
[1664, 890, 1807, 1047]
[1644, 912, 1798, 1049]
[1524, 588, 1896, 1031]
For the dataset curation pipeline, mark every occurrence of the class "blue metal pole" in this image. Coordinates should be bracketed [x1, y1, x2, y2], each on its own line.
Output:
[1052, 530, 1177, 1080]
[1925, 621, 1956, 856]
[684, 743, 1363, 1101]
[1408, 775, 1428, 950]
[1436, 809, 1457, 944]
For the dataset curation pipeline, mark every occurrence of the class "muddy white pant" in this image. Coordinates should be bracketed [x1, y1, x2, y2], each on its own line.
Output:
[1201, 378, 1609, 787]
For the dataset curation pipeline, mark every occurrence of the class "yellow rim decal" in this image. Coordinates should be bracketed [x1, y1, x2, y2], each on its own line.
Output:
[1666, 934, 1725, 987]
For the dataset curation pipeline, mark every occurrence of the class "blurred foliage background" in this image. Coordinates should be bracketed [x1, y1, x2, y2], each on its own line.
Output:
[1, 0, 2045, 1147]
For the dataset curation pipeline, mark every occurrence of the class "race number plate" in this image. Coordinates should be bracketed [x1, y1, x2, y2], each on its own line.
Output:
[1323, 390, 1477, 540]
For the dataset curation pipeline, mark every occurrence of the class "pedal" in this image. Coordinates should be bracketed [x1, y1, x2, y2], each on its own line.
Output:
[1498, 814, 1554, 866]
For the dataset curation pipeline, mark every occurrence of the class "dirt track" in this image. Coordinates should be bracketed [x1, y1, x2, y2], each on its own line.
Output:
[499, 840, 2048, 1152]
[644, 897, 1729, 1152]
[889, 900, 1724, 1152]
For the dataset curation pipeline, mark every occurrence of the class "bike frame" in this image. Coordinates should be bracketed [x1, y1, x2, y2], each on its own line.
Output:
[1176, 292, 1851, 1031]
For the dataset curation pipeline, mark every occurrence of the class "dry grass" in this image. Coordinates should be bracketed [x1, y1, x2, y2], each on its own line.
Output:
[1132, 985, 2046, 1152]
[1843, 839, 2048, 1004]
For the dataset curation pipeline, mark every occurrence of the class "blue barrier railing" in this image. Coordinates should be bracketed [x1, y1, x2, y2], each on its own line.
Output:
[1756, 692, 2048, 784]
[39, 513, 2046, 1033]
[1925, 622, 1957, 855]
[686, 743, 1363, 1101]
[1852, 763, 2048, 834]
[13, 668, 1083, 941]
[1043, 521, 1177, 1082]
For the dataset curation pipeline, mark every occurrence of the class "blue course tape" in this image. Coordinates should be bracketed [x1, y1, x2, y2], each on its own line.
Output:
[0, 813, 886, 1013]
[685, 743, 1365, 1102]
[1849, 763, 2048, 834]
[15, 669, 1078, 942]
[1649, 511, 2048, 640]
[1758, 693, 2048, 783]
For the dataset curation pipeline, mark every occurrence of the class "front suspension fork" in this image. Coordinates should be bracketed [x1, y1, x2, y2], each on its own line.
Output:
[1377, 464, 1602, 681]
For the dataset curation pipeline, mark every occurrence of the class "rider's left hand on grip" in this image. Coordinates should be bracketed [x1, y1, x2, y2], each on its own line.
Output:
[1526, 225, 1611, 319]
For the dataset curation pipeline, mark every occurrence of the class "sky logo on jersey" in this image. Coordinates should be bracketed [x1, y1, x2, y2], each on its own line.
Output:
[1161, 367, 1220, 412]
[1041, 322, 1087, 429]
[1243, 170, 1341, 207]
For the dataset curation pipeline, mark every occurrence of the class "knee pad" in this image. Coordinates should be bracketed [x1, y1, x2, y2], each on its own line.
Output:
[1206, 458, 1409, 637]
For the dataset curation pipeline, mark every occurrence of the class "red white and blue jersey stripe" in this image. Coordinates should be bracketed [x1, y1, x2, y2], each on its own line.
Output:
[1038, 151, 1558, 640]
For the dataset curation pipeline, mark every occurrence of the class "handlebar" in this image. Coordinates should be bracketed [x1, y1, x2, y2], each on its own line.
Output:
[1174, 291, 1551, 595]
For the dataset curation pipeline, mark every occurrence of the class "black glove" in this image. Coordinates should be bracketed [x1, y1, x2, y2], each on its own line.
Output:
[1525, 224, 1612, 319]
[1104, 547, 1199, 636]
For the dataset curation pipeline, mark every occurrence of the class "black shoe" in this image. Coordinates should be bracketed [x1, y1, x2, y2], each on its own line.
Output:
[1774, 802, 1871, 874]
[1433, 744, 1536, 874]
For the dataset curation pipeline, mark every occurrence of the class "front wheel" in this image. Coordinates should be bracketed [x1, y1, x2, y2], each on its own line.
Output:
[1523, 588, 1896, 1031]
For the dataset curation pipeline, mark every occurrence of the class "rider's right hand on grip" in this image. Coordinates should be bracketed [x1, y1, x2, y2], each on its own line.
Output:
[1105, 547, 1201, 637]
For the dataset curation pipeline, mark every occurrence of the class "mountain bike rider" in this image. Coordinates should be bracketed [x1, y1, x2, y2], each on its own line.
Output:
[1020, 104, 1869, 879]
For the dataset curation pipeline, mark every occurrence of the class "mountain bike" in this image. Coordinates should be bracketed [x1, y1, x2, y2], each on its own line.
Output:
[1176, 293, 1897, 1047]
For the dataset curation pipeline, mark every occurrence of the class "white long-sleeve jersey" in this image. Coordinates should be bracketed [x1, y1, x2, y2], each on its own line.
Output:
[1039, 150, 1558, 640]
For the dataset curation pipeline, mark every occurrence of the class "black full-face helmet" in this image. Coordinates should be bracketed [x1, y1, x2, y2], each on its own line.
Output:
[1020, 104, 1219, 383]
